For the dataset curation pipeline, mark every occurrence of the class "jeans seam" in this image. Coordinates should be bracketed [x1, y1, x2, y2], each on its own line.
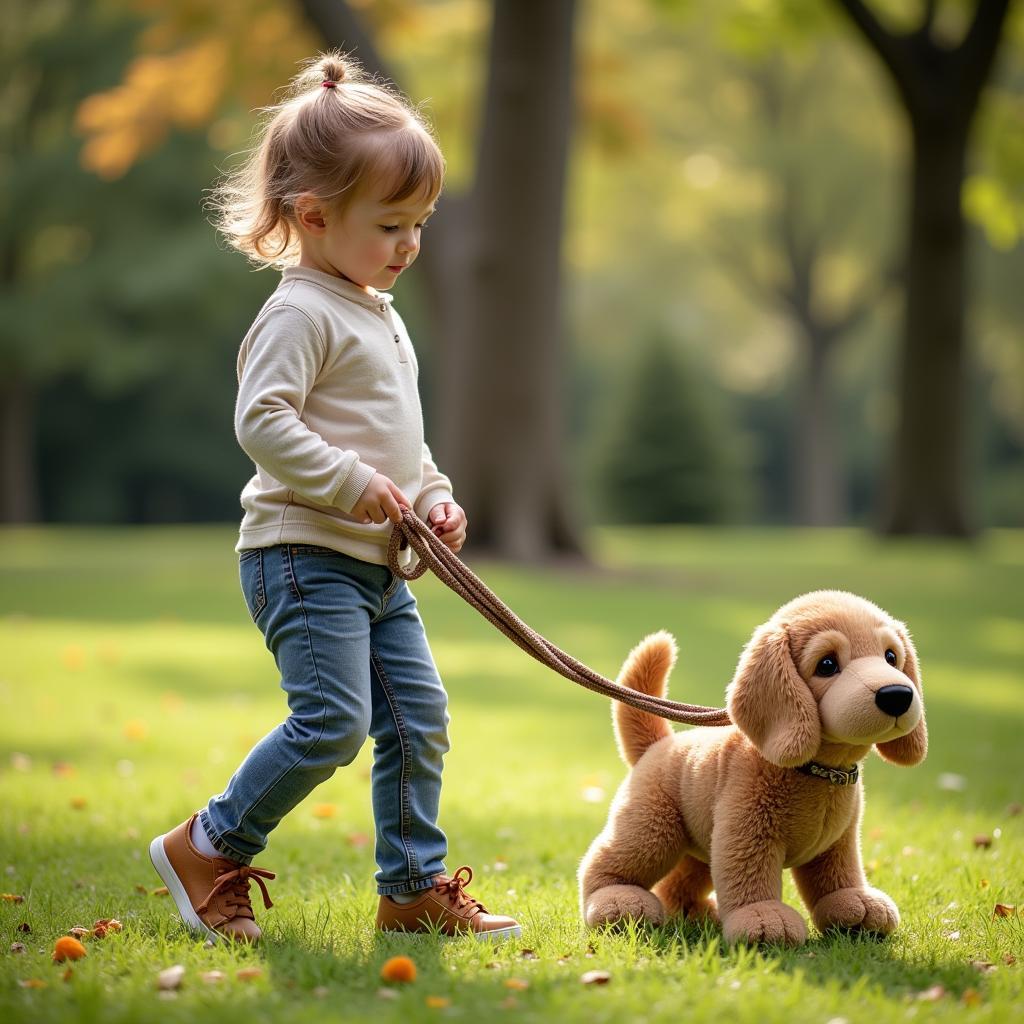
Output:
[373, 575, 401, 623]
[370, 645, 418, 880]
[234, 545, 330, 846]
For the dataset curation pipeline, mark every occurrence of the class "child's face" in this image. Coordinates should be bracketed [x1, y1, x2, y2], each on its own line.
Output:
[298, 188, 436, 291]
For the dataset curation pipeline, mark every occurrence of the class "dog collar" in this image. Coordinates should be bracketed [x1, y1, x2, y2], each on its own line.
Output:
[795, 761, 860, 786]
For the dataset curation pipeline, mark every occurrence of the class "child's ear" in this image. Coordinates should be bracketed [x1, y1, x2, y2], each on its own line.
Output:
[295, 193, 327, 232]
[875, 621, 928, 767]
[727, 622, 820, 767]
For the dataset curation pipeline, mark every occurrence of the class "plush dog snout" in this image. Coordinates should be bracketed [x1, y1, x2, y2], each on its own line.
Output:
[875, 684, 914, 717]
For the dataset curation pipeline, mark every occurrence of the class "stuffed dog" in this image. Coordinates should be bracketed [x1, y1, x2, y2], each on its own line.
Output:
[579, 590, 927, 945]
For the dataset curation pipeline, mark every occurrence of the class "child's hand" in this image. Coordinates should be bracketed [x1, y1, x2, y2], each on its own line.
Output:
[353, 474, 411, 525]
[427, 502, 467, 553]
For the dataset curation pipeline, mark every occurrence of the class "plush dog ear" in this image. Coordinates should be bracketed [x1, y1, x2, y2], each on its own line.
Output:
[875, 622, 928, 766]
[726, 622, 820, 767]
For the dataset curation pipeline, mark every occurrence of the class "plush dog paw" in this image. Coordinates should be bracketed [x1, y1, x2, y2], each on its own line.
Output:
[722, 900, 808, 946]
[812, 887, 899, 936]
[583, 885, 666, 928]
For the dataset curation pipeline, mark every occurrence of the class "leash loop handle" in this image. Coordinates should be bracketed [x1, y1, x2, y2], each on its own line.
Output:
[387, 509, 731, 727]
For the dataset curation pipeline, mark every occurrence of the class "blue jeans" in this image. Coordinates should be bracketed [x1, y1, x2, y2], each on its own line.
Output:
[200, 544, 450, 895]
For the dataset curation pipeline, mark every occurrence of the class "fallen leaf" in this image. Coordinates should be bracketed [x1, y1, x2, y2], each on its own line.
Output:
[581, 970, 612, 985]
[312, 804, 336, 819]
[10, 943, 26, 954]
[961, 988, 983, 1007]
[969, 960, 996, 974]
[52, 936, 87, 962]
[17, 922, 31, 933]
[916, 985, 945, 1002]
[17, 979, 47, 989]
[52, 761, 76, 778]
[425, 996, 450, 1008]
[61, 968, 74, 983]
[993, 903, 1017, 918]
[151, 887, 169, 897]
[200, 971, 226, 984]
[380, 956, 417, 983]
[91, 918, 122, 938]
[519, 949, 538, 960]
[10, 753, 32, 772]
[157, 965, 185, 991]
[236, 966, 264, 982]
[1003, 954, 1017, 966]
[1, 893, 25, 903]
[504, 978, 529, 990]
[973, 834, 993, 849]
[68, 926, 91, 940]
[69, 797, 87, 810]
[134, 884, 148, 894]
[979, 879, 990, 890]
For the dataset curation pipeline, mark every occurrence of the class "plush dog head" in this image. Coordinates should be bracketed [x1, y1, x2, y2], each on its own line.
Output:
[725, 591, 926, 768]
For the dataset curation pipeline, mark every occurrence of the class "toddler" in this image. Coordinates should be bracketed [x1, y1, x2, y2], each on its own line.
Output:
[149, 52, 519, 944]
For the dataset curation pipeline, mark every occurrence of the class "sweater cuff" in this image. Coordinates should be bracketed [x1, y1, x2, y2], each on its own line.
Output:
[414, 488, 456, 522]
[334, 461, 378, 514]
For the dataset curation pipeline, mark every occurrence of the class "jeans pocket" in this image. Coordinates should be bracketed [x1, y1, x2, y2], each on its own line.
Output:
[239, 548, 267, 623]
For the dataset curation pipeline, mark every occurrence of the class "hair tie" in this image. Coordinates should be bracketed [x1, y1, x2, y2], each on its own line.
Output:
[322, 80, 338, 89]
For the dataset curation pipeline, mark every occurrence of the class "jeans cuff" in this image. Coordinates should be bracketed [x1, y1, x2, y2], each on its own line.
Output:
[198, 809, 252, 866]
[377, 873, 443, 897]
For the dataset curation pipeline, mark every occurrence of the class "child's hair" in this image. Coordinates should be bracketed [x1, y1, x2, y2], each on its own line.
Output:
[210, 51, 444, 268]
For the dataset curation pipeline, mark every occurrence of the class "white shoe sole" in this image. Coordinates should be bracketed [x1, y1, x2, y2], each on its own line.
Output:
[474, 924, 522, 942]
[148, 833, 221, 943]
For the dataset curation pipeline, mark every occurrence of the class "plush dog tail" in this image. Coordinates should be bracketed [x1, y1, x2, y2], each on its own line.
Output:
[613, 631, 677, 766]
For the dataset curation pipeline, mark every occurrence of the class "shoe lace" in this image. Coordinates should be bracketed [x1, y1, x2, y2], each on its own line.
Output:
[196, 862, 276, 920]
[435, 866, 486, 915]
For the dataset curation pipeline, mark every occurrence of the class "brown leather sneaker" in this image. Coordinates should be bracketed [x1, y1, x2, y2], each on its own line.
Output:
[376, 866, 521, 941]
[149, 814, 275, 944]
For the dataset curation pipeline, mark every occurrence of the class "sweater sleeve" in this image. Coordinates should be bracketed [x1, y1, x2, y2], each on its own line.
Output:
[234, 304, 376, 513]
[414, 441, 456, 520]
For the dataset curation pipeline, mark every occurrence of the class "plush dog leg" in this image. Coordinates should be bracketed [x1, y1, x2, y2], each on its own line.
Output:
[792, 824, 899, 936]
[713, 831, 807, 946]
[579, 782, 687, 928]
[653, 856, 718, 923]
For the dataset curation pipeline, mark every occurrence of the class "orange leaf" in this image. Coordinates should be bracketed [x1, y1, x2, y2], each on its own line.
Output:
[1, 894, 25, 903]
[993, 903, 1017, 918]
[312, 804, 337, 819]
[380, 956, 417, 983]
[152, 887, 169, 897]
[504, 978, 529, 990]
[236, 967, 264, 982]
[961, 988, 983, 1007]
[425, 996, 450, 1008]
[18, 979, 47, 989]
[52, 937, 87, 962]
[70, 797, 87, 810]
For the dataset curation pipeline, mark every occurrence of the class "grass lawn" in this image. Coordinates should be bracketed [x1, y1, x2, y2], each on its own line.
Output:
[1, 525, 1022, 1023]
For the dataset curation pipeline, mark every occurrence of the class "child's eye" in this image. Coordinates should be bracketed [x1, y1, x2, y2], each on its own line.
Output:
[380, 225, 399, 233]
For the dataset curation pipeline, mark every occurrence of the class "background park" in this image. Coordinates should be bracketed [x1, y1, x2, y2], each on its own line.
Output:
[1, 1, 1022, 1022]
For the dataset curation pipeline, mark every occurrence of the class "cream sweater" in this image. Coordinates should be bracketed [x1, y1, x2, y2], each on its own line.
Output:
[234, 265, 453, 566]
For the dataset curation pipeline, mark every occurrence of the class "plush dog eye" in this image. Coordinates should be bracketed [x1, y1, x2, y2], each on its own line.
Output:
[815, 655, 840, 677]
[885, 649, 898, 666]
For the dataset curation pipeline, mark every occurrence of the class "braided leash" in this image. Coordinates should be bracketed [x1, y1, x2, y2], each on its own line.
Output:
[387, 508, 732, 727]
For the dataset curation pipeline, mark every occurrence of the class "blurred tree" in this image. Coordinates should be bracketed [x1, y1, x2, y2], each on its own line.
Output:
[597, 332, 746, 524]
[298, 0, 584, 561]
[834, 0, 1015, 536]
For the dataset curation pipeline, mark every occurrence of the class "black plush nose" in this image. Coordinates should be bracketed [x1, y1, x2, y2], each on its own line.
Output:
[875, 684, 914, 717]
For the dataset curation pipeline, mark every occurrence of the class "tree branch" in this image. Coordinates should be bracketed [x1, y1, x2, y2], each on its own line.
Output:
[833, 0, 915, 101]
[958, 0, 1013, 106]
[296, 0, 397, 85]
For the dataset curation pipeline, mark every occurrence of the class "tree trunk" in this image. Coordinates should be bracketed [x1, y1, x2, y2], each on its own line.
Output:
[793, 332, 844, 526]
[885, 119, 972, 535]
[444, 0, 581, 560]
[298, 0, 583, 561]
[0, 374, 39, 523]
[834, 0, 1013, 537]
